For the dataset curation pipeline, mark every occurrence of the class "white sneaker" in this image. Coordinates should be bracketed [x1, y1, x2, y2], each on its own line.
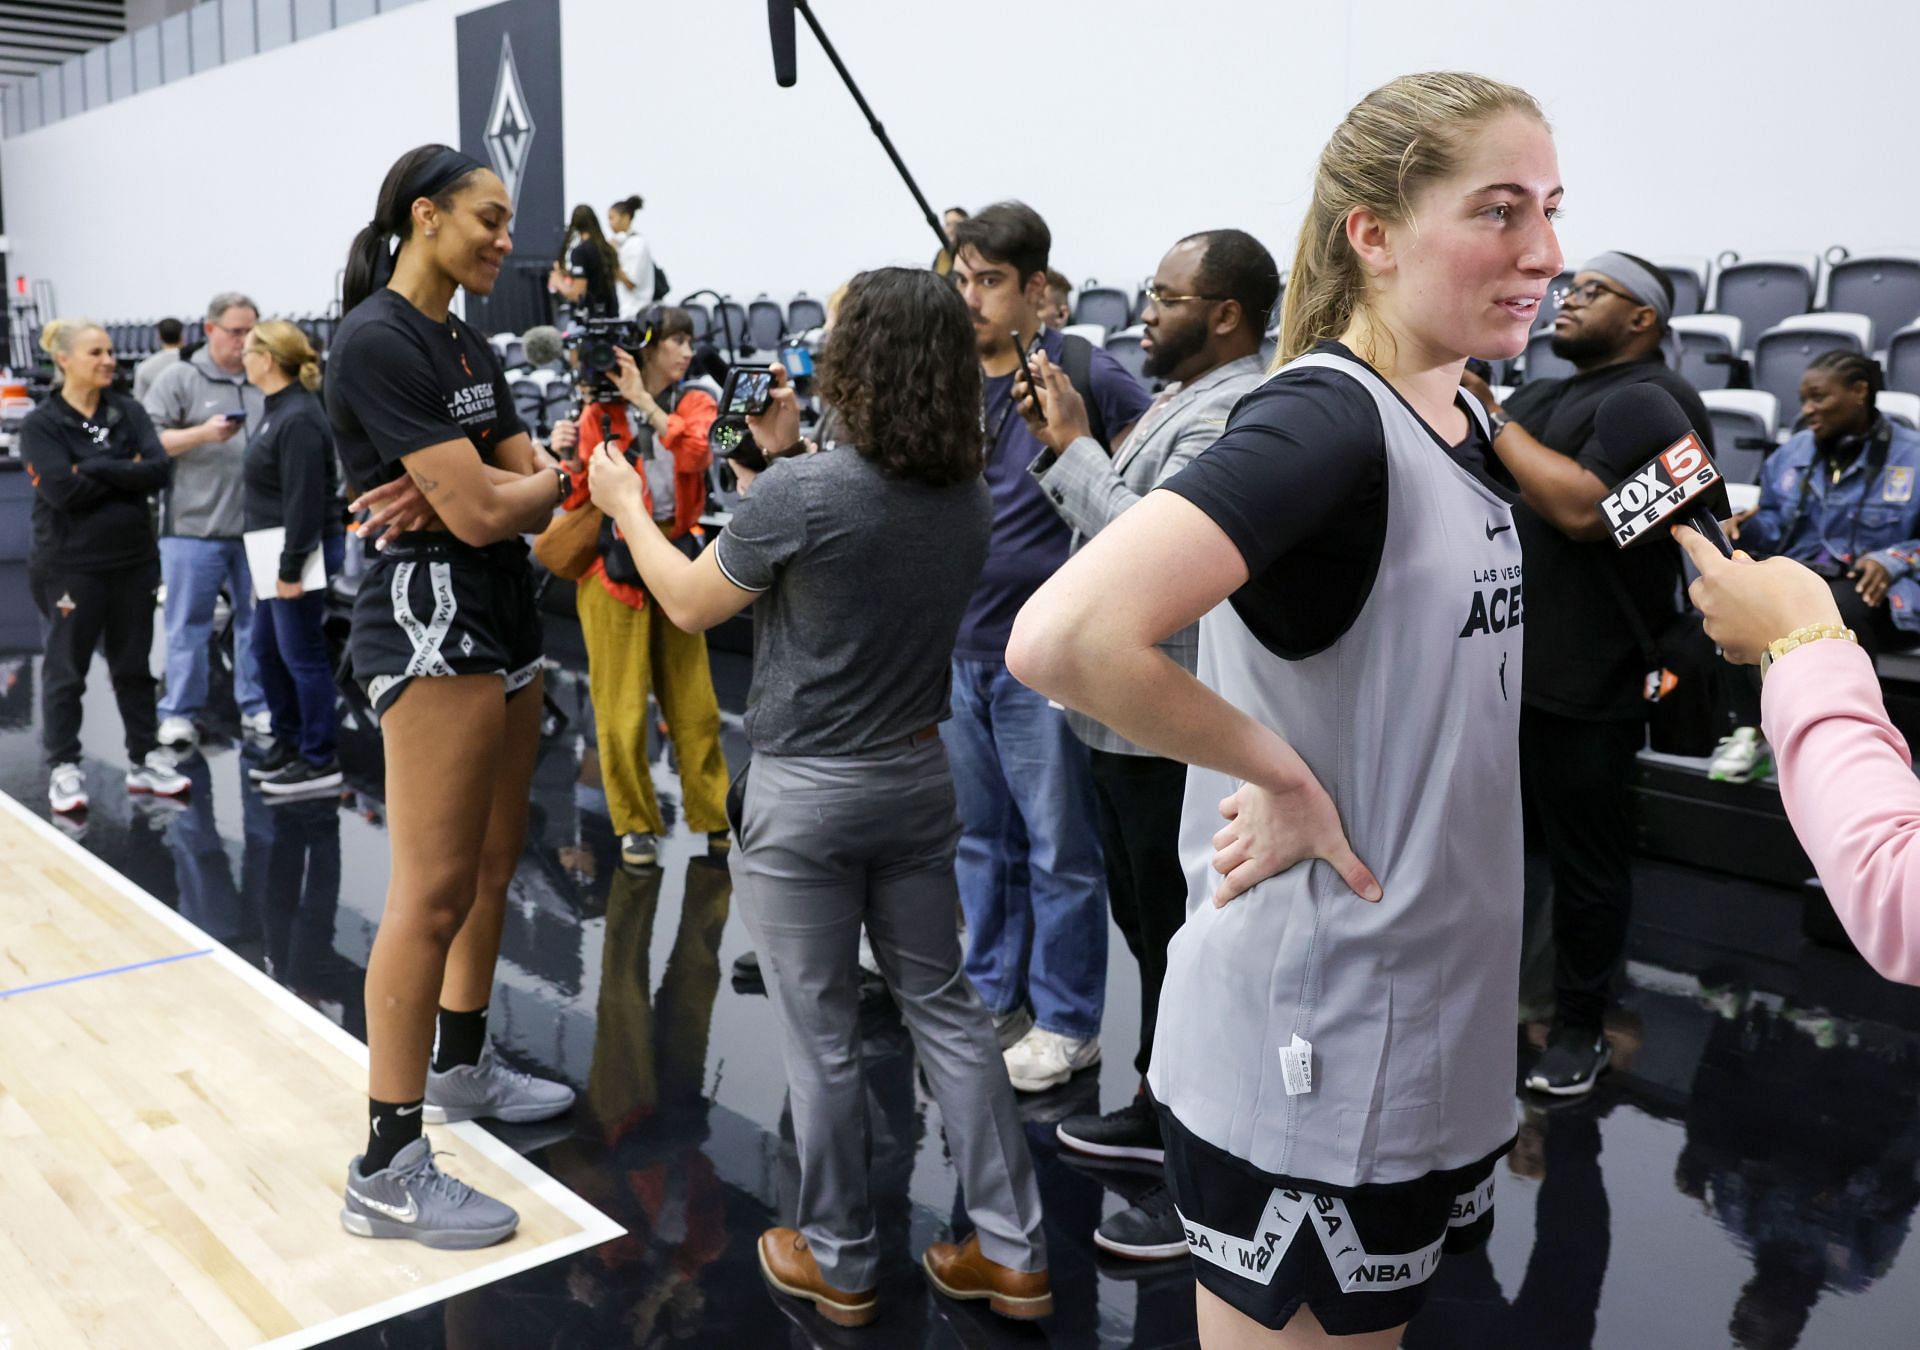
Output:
[157, 716, 198, 748]
[1003, 1026, 1100, 1092]
[127, 751, 190, 798]
[48, 762, 87, 814]
[239, 710, 273, 737]
[1708, 727, 1772, 783]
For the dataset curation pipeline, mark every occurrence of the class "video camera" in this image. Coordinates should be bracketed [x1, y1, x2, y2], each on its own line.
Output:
[562, 316, 649, 403]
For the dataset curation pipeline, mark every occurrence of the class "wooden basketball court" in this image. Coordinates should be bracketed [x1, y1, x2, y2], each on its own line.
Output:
[0, 791, 621, 1349]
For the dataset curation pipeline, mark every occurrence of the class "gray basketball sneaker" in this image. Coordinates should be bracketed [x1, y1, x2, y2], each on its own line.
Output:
[424, 1047, 576, 1124]
[341, 1138, 518, 1249]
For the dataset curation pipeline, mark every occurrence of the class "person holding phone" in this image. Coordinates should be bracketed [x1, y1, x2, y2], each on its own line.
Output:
[240, 319, 345, 796]
[1010, 73, 1558, 1346]
[326, 143, 577, 1249]
[552, 308, 729, 869]
[587, 268, 1050, 1326]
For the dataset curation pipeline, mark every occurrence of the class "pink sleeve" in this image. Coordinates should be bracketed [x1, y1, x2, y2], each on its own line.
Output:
[1762, 640, 1920, 983]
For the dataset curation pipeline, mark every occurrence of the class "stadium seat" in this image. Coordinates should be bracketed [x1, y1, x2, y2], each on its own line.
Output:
[787, 292, 826, 333]
[1073, 283, 1132, 333]
[1887, 322, 1920, 397]
[1700, 390, 1778, 484]
[715, 300, 750, 353]
[509, 378, 543, 426]
[1877, 390, 1920, 431]
[1749, 313, 1875, 429]
[1824, 255, 1920, 350]
[1710, 258, 1817, 352]
[1671, 314, 1745, 392]
[1060, 322, 1108, 347]
[541, 384, 572, 427]
[1522, 328, 1576, 383]
[1104, 327, 1147, 383]
[682, 302, 712, 342]
[1128, 282, 1151, 325]
[1660, 259, 1709, 317]
[746, 296, 786, 353]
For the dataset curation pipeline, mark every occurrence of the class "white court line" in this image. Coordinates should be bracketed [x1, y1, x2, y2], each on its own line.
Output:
[0, 790, 625, 1350]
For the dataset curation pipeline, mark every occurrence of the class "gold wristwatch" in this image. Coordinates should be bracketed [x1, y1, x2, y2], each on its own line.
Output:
[1759, 623, 1857, 678]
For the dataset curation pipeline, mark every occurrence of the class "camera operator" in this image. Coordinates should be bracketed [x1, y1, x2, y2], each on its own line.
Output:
[554, 308, 729, 869]
[587, 268, 1050, 1327]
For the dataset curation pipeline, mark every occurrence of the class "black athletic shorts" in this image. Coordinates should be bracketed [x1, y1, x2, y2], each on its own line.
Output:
[1159, 1105, 1505, 1336]
[347, 534, 543, 716]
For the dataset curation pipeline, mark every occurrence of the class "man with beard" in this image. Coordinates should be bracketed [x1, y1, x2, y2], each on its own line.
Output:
[1018, 228, 1276, 1261]
[1461, 253, 1715, 1097]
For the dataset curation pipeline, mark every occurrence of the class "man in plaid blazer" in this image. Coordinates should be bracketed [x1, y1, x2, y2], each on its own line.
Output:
[1016, 228, 1279, 1262]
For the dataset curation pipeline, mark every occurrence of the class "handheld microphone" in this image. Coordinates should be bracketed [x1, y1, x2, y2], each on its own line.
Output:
[768, 0, 798, 87]
[521, 325, 565, 367]
[1593, 384, 1734, 558]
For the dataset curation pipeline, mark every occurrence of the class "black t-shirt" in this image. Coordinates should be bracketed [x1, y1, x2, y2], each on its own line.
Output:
[1502, 358, 1720, 720]
[22, 390, 172, 571]
[244, 384, 344, 582]
[1162, 342, 1507, 659]
[569, 241, 617, 318]
[325, 288, 525, 496]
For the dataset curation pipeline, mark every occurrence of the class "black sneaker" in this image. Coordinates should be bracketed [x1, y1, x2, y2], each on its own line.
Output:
[259, 756, 344, 797]
[1524, 1026, 1611, 1096]
[246, 740, 300, 781]
[1057, 1095, 1164, 1165]
[1094, 1183, 1186, 1261]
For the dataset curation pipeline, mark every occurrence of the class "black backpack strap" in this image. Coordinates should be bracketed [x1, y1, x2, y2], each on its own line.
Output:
[1058, 333, 1109, 451]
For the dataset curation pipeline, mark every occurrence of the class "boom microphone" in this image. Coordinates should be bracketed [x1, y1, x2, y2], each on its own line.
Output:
[768, 0, 797, 87]
[522, 325, 565, 367]
[1593, 383, 1735, 559]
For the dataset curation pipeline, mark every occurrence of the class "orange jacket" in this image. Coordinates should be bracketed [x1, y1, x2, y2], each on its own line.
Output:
[563, 387, 717, 610]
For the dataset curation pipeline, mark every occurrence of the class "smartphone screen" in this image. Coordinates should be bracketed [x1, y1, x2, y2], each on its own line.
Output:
[720, 367, 773, 417]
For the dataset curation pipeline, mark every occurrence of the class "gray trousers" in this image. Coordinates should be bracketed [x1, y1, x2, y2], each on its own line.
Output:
[730, 739, 1047, 1291]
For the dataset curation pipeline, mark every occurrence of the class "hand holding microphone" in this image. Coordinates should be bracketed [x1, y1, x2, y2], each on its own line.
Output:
[1674, 528, 1844, 665]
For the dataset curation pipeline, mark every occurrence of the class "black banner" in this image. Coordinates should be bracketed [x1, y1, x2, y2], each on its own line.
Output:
[456, 0, 563, 335]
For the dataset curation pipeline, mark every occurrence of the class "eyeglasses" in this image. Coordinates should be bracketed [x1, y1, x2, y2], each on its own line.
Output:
[1143, 282, 1228, 309]
[1552, 280, 1642, 310]
[213, 323, 255, 340]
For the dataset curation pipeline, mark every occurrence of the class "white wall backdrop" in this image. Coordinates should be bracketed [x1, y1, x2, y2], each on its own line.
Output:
[4, 0, 1911, 322]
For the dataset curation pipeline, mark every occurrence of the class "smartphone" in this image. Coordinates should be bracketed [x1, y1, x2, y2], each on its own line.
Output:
[720, 365, 774, 417]
[225, 411, 248, 423]
[1011, 331, 1044, 423]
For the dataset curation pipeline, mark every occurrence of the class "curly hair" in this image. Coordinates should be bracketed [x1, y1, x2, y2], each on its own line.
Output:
[815, 268, 982, 488]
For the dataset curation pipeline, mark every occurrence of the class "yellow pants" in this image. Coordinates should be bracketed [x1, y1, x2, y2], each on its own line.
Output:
[577, 574, 731, 838]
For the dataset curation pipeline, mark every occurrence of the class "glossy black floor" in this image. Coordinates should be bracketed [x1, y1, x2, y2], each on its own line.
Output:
[6, 564, 1920, 1349]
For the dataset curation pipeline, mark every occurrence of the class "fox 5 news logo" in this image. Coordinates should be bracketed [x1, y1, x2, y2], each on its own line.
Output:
[1599, 433, 1722, 548]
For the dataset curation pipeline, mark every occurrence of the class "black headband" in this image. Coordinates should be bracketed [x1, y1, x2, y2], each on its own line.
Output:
[399, 148, 487, 216]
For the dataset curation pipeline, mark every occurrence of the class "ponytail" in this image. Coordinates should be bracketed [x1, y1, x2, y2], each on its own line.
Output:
[298, 360, 323, 393]
[342, 144, 487, 315]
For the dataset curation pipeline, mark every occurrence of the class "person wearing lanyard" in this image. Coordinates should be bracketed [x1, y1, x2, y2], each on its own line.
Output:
[587, 268, 1052, 1327]
[24, 318, 189, 816]
[326, 143, 578, 1249]
[239, 319, 346, 796]
[553, 307, 729, 869]
[1010, 72, 1559, 1346]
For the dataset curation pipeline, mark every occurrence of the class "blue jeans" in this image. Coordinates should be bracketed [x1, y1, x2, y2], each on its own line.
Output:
[252, 535, 344, 765]
[159, 536, 264, 719]
[943, 656, 1107, 1039]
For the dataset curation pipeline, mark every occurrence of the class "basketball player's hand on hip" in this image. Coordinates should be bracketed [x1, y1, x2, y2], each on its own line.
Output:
[1210, 778, 1382, 909]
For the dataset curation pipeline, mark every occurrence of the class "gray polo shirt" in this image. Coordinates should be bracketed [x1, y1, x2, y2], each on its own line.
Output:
[143, 347, 264, 538]
[714, 444, 991, 756]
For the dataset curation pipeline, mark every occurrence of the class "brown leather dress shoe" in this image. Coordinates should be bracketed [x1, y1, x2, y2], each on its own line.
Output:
[757, 1227, 879, 1327]
[920, 1232, 1053, 1320]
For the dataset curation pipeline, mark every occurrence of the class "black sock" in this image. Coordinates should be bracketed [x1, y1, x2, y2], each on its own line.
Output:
[364, 1096, 424, 1173]
[432, 1005, 489, 1072]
